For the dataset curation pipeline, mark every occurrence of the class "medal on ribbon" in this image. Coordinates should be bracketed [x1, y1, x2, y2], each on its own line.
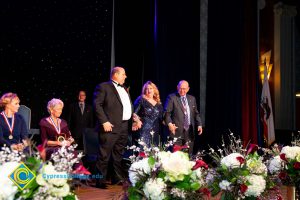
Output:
[1, 112, 15, 139]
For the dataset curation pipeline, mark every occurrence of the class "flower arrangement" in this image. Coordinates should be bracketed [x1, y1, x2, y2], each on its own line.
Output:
[265, 135, 300, 187]
[207, 132, 271, 199]
[127, 138, 209, 200]
[0, 142, 83, 200]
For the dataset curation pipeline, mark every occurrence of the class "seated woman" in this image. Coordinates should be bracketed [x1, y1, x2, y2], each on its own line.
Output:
[39, 98, 75, 160]
[0, 92, 28, 151]
[132, 81, 163, 147]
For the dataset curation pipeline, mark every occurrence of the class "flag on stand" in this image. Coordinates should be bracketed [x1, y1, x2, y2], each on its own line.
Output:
[260, 61, 275, 146]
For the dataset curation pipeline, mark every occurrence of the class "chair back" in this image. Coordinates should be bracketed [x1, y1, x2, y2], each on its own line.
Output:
[83, 128, 99, 160]
[17, 105, 31, 130]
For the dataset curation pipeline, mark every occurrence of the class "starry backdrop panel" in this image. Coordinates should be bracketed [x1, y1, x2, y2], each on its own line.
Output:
[0, 1, 113, 127]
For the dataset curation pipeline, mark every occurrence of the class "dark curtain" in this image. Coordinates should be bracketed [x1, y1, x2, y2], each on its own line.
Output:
[114, 0, 260, 149]
[114, 0, 200, 102]
[204, 0, 243, 148]
[241, 0, 261, 146]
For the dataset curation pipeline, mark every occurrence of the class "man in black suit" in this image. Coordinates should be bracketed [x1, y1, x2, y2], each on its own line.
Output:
[68, 90, 94, 150]
[93, 66, 137, 189]
[164, 80, 203, 155]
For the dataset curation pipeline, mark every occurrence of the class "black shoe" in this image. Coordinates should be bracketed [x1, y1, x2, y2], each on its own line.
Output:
[111, 180, 123, 186]
[95, 182, 108, 189]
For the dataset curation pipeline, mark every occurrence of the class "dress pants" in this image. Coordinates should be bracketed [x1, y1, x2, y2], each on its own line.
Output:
[174, 125, 194, 155]
[95, 121, 128, 183]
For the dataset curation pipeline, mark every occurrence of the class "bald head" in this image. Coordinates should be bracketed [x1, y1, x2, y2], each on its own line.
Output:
[177, 80, 190, 96]
[111, 66, 127, 85]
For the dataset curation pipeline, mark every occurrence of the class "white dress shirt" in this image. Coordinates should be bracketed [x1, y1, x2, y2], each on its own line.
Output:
[112, 82, 132, 120]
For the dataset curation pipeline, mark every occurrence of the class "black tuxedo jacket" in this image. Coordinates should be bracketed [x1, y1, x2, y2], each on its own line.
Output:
[67, 102, 94, 138]
[164, 93, 202, 139]
[93, 81, 133, 133]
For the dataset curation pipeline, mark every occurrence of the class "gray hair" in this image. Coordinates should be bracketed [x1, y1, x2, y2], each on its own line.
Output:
[47, 98, 64, 114]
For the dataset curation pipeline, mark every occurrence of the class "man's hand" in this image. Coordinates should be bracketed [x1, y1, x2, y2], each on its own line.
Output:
[103, 121, 114, 132]
[198, 126, 203, 135]
[168, 123, 178, 135]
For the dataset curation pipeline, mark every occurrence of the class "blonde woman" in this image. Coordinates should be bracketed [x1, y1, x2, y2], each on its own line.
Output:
[132, 81, 163, 147]
[39, 98, 74, 159]
[0, 92, 28, 151]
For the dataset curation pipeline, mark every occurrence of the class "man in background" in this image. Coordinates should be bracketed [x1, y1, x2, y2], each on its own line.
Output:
[68, 90, 94, 150]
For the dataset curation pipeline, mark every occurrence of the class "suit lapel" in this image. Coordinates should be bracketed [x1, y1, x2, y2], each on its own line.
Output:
[176, 94, 185, 114]
[109, 82, 122, 104]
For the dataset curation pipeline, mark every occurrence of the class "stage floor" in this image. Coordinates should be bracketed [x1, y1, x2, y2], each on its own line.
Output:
[75, 184, 292, 200]
[76, 185, 124, 200]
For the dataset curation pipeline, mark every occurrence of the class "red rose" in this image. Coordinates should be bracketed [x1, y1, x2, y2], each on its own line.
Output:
[280, 153, 288, 162]
[173, 144, 189, 152]
[278, 171, 287, 180]
[192, 159, 208, 170]
[139, 152, 146, 158]
[240, 184, 248, 193]
[199, 188, 211, 198]
[236, 156, 245, 164]
[72, 164, 91, 175]
[293, 162, 300, 170]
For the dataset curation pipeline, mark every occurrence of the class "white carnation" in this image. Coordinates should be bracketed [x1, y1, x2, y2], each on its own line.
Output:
[143, 178, 166, 200]
[244, 175, 266, 197]
[129, 158, 151, 186]
[219, 180, 232, 191]
[221, 153, 244, 169]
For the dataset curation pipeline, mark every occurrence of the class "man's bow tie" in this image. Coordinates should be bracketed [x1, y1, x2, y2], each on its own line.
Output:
[117, 83, 124, 87]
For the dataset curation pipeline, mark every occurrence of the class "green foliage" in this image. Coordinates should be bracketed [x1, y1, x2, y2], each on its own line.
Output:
[148, 156, 155, 167]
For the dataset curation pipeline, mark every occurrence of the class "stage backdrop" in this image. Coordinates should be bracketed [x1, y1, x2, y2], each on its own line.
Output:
[1, 0, 261, 150]
[0, 0, 113, 127]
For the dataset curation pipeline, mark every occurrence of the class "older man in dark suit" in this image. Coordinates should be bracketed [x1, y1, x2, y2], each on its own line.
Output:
[93, 66, 137, 189]
[164, 80, 203, 155]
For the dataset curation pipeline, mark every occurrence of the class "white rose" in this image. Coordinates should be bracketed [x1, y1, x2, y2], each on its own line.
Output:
[160, 151, 195, 182]
[39, 163, 68, 187]
[49, 183, 70, 197]
[0, 162, 19, 200]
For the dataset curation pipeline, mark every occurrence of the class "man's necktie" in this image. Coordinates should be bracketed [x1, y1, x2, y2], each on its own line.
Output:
[181, 97, 190, 130]
[79, 103, 84, 115]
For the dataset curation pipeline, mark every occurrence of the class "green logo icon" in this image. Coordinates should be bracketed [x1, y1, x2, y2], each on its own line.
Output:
[8, 162, 36, 190]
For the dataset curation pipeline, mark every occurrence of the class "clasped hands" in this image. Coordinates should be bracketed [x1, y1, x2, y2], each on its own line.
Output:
[11, 139, 29, 151]
[11, 143, 26, 151]
[132, 113, 142, 131]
